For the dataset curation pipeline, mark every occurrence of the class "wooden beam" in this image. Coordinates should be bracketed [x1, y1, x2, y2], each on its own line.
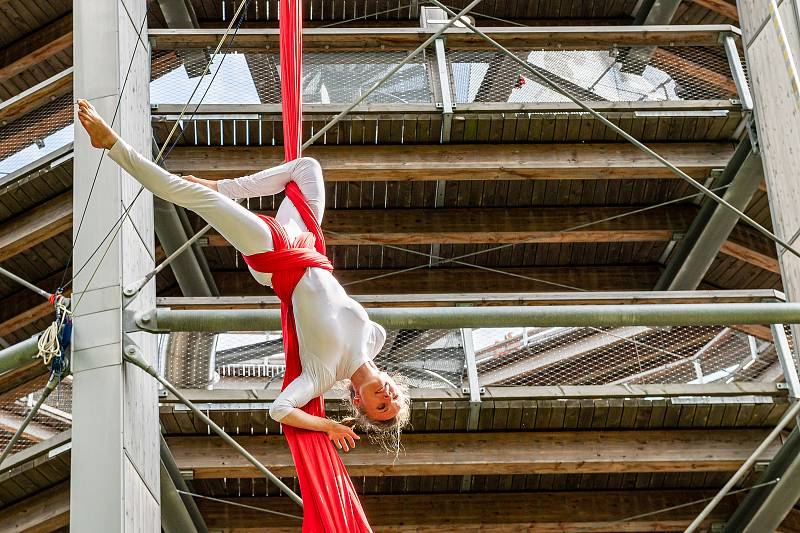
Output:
[204, 206, 694, 247]
[0, 15, 73, 82]
[196, 491, 735, 532]
[723, 225, 781, 274]
[691, 0, 738, 21]
[210, 266, 662, 295]
[166, 429, 779, 478]
[165, 143, 733, 181]
[147, 26, 736, 51]
[0, 192, 72, 262]
[0, 481, 69, 533]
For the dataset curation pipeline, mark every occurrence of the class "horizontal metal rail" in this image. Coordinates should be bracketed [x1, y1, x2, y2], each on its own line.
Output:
[157, 289, 786, 309]
[148, 24, 739, 50]
[151, 100, 741, 117]
[0, 334, 41, 375]
[134, 303, 800, 332]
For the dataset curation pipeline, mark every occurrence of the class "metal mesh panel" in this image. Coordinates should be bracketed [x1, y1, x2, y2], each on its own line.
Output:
[159, 329, 465, 390]
[473, 326, 775, 387]
[0, 94, 73, 176]
[0, 376, 72, 458]
[448, 46, 738, 104]
[150, 50, 433, 106]
[158, 325, 788, 392]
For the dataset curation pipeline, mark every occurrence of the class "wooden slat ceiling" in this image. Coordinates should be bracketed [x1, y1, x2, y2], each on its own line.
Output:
[144, 0, 738, 28]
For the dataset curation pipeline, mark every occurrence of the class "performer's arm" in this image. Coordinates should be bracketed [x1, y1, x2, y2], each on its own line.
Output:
[214, 157, 326, 224]
[270, 372, 360, 450]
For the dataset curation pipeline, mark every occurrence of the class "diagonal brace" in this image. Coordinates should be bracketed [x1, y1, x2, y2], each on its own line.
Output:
[121, 342, 304, 509]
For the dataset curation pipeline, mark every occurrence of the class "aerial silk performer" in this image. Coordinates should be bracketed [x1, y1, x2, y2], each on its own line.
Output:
[76, 3, 408, 531]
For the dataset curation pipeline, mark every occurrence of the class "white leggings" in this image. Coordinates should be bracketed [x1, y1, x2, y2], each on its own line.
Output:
[107, 139, 326, 263]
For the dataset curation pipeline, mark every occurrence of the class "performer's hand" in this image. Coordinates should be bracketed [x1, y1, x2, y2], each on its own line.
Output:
[326, 421, 360, 452]
[182, 174, 219, 192]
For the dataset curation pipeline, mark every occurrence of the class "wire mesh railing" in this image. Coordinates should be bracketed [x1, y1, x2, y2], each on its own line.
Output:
[0, 27, 746, 178]
[0, 375, 72, 458]
[155, 325, 793, 393]
[150, 45, 740, 109]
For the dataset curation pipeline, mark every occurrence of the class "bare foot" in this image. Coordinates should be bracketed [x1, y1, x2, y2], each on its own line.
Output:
[76, 99, 119, 150]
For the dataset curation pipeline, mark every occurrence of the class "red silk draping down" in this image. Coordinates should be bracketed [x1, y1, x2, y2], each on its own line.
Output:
[240, 4, 372, 530]
[243, 184, 372, 531]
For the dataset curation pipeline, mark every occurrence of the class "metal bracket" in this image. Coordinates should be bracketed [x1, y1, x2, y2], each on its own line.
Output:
[745, 114, 760, 155]
[461, 386, 485, 396]
[124, 308, 160, 333]
[122, 334, 142, 358]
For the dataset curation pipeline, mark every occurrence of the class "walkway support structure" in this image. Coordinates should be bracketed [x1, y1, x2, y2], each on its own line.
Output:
[71, 0, 160, 530]
[134, 303, 800, 332]
[657, 137, 764, 290]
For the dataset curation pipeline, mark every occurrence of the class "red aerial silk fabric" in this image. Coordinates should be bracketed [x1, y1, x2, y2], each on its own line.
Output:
[245, 4, 374, 527]
[280, 0, 303, 161]
[243, 184, 372, 532]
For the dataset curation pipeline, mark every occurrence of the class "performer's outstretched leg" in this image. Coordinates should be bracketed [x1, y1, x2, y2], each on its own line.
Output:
[77, 99, 274, 256]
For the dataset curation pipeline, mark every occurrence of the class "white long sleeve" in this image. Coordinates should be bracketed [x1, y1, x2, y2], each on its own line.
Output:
[217, 157, 326, 228]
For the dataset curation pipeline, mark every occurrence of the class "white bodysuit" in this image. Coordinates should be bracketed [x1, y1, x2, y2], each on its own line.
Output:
[108, 140, 386, 422]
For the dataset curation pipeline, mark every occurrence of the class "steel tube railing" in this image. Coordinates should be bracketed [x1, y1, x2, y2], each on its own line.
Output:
[135, 303, 800, 333]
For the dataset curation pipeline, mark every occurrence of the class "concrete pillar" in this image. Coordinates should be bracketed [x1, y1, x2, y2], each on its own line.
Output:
[71, 0, 159, 530]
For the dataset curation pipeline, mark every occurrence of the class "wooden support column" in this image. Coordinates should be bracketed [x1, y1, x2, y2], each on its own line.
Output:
[71, 1, 159, 531]
[739, 2, 800, 343]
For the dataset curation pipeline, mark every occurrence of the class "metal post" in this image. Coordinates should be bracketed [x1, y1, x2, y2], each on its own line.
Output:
[0, 266, 51, 300]
[429, 0, 800, 262]
[722, 427, 800, 532]
[0, 374, 59, 468]
[461, 328, 481, 403]
[771, 324, 800, 399]
[122, 346, 304, 509]
[135, 303, 800, 333]
[460, 327, 480, 491]
[723, 34, 754, 111]
[159, 462, 199, 533]
[421, 7, 455, 267]
[0, 334, 41, 375]
[71, 0, 159, 528]
[685, 397, 800, 533]
[434, 38, 454, 142]
[160, 437, 208, 533]
[741, 446, 800, 533]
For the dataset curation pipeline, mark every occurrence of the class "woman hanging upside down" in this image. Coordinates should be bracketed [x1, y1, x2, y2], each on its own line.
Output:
[77, 99, 410, 452]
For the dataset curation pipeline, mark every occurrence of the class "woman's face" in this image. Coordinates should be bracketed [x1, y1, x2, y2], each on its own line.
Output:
[354, 372, 402, 421]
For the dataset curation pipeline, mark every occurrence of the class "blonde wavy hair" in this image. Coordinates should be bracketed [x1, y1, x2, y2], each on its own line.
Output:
[340, 374, 411, 456]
